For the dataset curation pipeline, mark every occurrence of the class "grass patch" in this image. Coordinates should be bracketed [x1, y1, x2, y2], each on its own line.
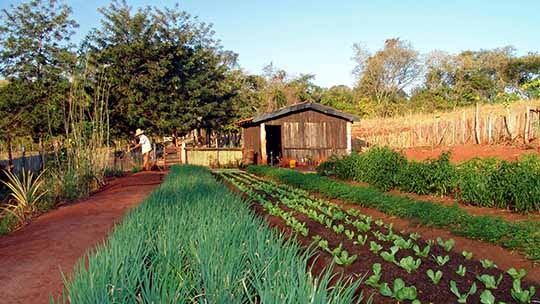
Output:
[248, 165, 540, 260]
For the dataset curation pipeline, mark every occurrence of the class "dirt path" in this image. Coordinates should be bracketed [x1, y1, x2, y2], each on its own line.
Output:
[0, 171, 165, 304]
[402, 144, 539, 163]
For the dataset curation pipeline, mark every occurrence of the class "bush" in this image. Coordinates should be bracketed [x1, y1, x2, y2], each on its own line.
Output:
[318, 146, 540, 213]
[325, 147, 406, 191]
[104, 167, 124, 178]
[397, 152, 456, 196]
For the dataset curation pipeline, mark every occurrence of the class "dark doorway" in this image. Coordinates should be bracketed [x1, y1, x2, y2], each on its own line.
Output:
[265, 125, 282, 165]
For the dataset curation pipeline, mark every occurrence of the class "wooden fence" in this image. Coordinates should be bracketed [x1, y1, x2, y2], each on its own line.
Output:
[0, 153, 43, 175]
[185, 148, 243, 167]
[353, 101, 540, 149]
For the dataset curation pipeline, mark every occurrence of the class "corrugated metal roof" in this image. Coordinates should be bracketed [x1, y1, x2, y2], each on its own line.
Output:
[251, 102, 359, 124]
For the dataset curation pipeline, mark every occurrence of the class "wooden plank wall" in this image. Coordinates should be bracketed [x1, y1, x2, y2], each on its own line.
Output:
[265, 110, 348, 162]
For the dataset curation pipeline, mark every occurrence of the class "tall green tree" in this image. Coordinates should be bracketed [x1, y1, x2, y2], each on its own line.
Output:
[82, 1, 239, 138]
[0, 0, 78, 167]
[353, 38, 421, 117]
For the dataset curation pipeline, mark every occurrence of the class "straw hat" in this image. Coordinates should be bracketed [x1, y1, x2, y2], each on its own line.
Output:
[135, 128, 144, 137]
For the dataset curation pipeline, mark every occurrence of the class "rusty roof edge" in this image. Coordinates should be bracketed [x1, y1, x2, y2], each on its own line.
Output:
[251, 102, 359, 124]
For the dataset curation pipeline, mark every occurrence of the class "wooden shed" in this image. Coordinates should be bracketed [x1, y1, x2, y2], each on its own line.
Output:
[238, 102, 359, 165]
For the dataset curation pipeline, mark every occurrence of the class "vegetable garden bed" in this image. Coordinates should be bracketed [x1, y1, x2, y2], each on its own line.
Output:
[218, 170, 539, 304]
[58, 166, 365, 303]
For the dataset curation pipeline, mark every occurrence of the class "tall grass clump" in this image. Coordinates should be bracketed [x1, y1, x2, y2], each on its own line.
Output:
[58, 165, 368, 303]
[48, 64, 111, 201]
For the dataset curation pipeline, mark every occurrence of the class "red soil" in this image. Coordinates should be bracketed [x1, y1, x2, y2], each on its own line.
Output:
[402, 144, 539, 163]
[0, 171, 165, 304]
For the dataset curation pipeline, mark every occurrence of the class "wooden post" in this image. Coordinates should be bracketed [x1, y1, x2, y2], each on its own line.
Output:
[346, 121, 352, 154]
[461, 111, 466, 144]
[260, 123, 267, 164]
[487, 114, 493, 144]
[474, 103, 481, 144]
[180, 142, 186, 164]
[525, 107, 531, 144]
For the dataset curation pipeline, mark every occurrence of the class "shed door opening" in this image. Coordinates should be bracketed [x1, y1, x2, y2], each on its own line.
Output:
[265, 125, 282, 165]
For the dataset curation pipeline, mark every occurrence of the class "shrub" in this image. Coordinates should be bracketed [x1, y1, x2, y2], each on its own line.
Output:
[104, 167, 124, 178]
[0, 169, 48, 224]
[397, 152, 455, 196]
[319, 147, 540, 213]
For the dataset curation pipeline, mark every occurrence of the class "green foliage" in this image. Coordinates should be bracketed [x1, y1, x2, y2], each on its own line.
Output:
[456, 265, 466, 277]
[319, 147, 540, 213]
[427, 269, 443, 284]
[0, 213, 16, 235]
[103, 167, 124, 178]
[511, 279, 536, 303]
[480, 259, 497, 269]
[462, 250, 473, 260]
[506, 268, 527, 281]
[476, 274, 503, 289]
[0, 169, 48, 224]
[247, 165, 540, 260]
[59, 165, 365, 303]
[130, 166, 142, 174]
[398, 256, 421, 273]
[480, 290, 496, 304]
[397, 152, 456, 195]
[365, 263, 382, 288]
[379, 278, 419, 302]
[323, 147, 406, 191]
[437, 237, 455, 252]
[450, 280, 477, 304]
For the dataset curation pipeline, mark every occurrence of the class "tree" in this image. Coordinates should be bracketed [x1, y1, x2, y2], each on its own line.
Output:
[0, 0, 78, 169]
[353, 38, 421, 117]
[82, 1, 239, 139]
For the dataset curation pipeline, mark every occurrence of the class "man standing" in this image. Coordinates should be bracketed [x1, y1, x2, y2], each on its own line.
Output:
[129, 128, 152, 171]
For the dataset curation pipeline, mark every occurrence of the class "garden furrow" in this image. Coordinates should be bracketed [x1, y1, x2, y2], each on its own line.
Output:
[221, 170, 539, 304]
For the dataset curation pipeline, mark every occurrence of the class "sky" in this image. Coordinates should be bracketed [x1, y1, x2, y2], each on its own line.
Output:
[2, 0, 540, 88]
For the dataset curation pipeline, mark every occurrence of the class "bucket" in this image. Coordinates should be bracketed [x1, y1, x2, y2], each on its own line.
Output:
[289, 159, 296, 169]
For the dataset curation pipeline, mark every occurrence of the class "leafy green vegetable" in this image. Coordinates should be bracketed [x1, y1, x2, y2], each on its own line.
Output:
[427, 269, 443, 284]
[334, 250, 357, 266]
[480, 289, 496, 304]
[344, 229, 355, 240]
[506, 267, 526, 281]
[354, 234, 367, 245]
[399, 256, 422, 273]
[456, 265, 466, 277]
[380, 246, 399, 263]
[369, 241, 383, 253]
[511, 279, 536, 303]
[379, 278, 419, 302]
[365, 263, 382, 288]
[450, 280, 477, 304]
[433, 254, 450, 266]
[437, 237, 455, 252]
[480, 259, 497, 269]
[413, 244, 430, 257]
[394, 237, 413, 250]
[462, 250, 473, 260]
[476, 274, 503, 289]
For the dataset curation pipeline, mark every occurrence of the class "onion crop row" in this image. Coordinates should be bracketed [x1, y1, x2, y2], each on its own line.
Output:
[57, 165, 365, 304]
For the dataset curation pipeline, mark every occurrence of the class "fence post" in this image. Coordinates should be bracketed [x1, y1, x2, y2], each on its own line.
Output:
[181, 142, 186, 164]
[474, 103, 481, 144]
[525, 107, 531, 144]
